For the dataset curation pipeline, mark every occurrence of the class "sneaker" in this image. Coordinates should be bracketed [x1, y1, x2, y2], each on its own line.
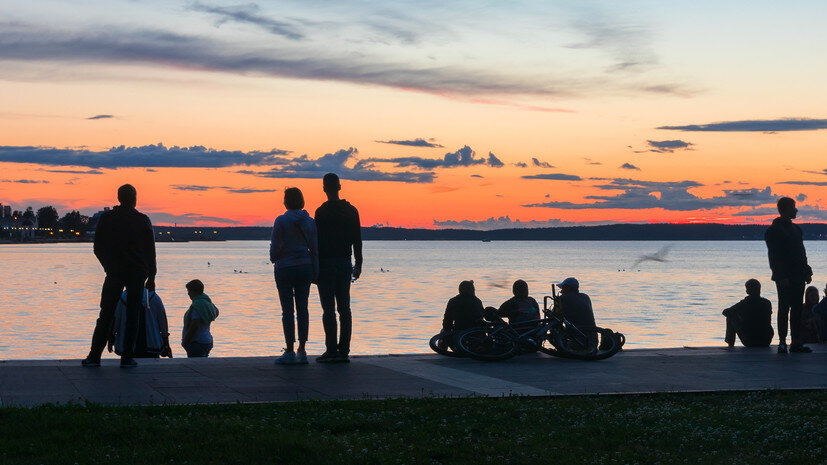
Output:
[120, 357, 138, 368]
[777, 344, 788, 354]
[81, 358, 101, 367]
[334, 353, 350, 363]
[316, 351, 339, 363]
[274, 350, 297, 365]
[790, 345, 812, 353]
[296, 350, 309, 364]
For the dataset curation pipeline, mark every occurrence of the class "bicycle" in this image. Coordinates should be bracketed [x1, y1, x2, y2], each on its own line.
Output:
[454, 285, 622, 362]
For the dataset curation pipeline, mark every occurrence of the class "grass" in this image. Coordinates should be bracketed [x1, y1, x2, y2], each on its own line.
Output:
[1, 390, 825, 464]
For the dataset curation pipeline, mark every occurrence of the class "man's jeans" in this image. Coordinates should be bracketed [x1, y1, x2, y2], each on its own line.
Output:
[275, 264, 313, 344]
[184, 341, 213, 358]
[318, 258, 353, 355]
[777, 279, 806, 346]
[725, 316, 772, 348]
[90, 274, 146, 360]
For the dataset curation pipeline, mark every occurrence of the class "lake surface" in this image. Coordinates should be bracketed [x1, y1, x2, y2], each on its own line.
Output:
[1, 240, 824, 360]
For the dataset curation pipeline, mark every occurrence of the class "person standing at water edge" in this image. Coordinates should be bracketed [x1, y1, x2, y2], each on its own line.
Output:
[315, 173, 362, 363]
[83, 184, 156, 368]
[181, 279, 219, 357]
[271, 187, 318, 365]
[765, 197, 813, 354]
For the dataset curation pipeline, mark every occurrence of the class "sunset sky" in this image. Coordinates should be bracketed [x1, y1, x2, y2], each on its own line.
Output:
[1, 0, 826, 228]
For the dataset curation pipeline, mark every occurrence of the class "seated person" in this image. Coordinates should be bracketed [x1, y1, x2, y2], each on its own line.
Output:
[813, 283, 827, 343]
[182, 279, 219, 358]
[442, 280, 484, 334]
[555, 277, 598, 347]
[493, 280, 541, 326]
[801, 286, 821, 344]
[723, 279, 773, 348]
[109, 287, 172, 358]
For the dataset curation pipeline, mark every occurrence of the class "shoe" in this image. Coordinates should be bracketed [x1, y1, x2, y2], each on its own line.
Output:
[274, 350, 297, 365]
[296, 350, 309, 364]
[789, 345, 812, 353]
[120, 357, 138, 368]
[316, 351, 339, 363]
[777, 344, 788, 354]
[334, 353, 350, 363]
[81, 358, 101, 367]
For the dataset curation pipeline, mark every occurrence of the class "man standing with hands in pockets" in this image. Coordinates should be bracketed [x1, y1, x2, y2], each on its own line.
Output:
[315, 173, 362, 363]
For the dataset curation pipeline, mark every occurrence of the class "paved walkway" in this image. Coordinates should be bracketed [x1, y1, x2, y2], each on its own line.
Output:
[1, 346, 826, 407]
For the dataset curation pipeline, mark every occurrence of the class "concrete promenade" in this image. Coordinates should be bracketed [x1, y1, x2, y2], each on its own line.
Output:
[1, 346, 826, 407]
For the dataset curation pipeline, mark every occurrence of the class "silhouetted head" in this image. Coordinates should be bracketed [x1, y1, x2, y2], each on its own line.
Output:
[323, 173, 341, 194]
[777, 197, 797, 219]
[458, 280, 475, 296]
[117, 184, 137, 208]
[558, 277, 579, 294]
[512, 279, 529, 298]
[745, 278, 761, 296]
[186, 279, 205, 300]
[283, 187, 305, 210]
[805, 285, 819, 307]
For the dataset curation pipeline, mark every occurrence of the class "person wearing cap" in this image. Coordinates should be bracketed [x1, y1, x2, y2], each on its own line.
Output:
[556, 277, 598, 346]
[442, 280, 485, 333]
[722, 279, 774, 348]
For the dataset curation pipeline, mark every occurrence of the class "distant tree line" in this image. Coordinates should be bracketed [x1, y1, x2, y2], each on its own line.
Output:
[2, 205, 91, 239]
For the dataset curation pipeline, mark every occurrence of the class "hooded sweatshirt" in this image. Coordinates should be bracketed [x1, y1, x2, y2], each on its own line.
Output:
[270, 209, 319, 271]
[183, 293, 219, 344]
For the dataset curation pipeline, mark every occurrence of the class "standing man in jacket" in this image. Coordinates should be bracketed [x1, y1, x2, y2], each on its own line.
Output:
[83, 184, 157, 367]
[314, 173, 362, 363]
[765, 197, 813, 354]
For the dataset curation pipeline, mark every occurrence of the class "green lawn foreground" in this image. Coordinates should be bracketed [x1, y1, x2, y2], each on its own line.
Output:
[1, 390, 825, 465]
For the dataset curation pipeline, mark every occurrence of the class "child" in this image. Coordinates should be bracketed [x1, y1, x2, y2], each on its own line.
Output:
[181, 279, 219, 357]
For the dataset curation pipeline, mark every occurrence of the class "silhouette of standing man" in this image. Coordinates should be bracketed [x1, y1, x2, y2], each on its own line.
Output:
[83, 184, 157, 367]
[315, 173, 362, 363]
[765, 197, 813, 354]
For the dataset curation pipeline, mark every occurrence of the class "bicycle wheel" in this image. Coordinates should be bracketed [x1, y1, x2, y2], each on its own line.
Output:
[429, 333, 463, 357]
[456, 327, 519, 362]
[548, 327, 620, 361]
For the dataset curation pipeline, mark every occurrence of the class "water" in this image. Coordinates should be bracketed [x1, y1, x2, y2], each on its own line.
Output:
[1, 240, 824, 360]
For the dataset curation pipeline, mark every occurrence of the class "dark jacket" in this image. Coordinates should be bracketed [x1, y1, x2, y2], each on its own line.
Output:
[559, 292, 596, 330]
[94, 206, 156, 278]
[497, 296, 541, 324]
[722, 295, 774, 346]
[442, 294, 484, 331]
[765, 217, 812, 282]
[314, 200, 362, 263]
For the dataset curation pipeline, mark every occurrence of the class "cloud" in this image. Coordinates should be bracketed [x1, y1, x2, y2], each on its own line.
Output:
[532, 158, 554, 168]
[0, 144, 292, 168]
[367, 146, 503, 170]
[796, 193, 807, 202]
[779, 180, 827, 186]
[188, 2, 304, 41]
[86, 114, 113, 120]
[38, 168, 103, 175]
[657, 118, 827, 132]
[433, 215, 608, 230]
[646, 140, 693, 153]
[471, 174, 484, 178]
[514, 162, 528, 168]
[732, 205, 827, 221]
[526, 180, 775, 211]
[521, 173, 582, 181]
[146, 211, 242, 226]
[172, 184, 278, 194]
[0, 179, 49, 184]
[620, 163, 640, 170]
[244, 147, 434, 183]
[376, 138, 443, 148]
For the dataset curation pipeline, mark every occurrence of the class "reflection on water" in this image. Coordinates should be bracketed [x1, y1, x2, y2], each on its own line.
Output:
[1, 240, 824, 359]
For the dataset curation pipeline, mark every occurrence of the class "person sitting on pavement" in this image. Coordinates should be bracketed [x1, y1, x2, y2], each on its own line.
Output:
[181, 279, 219, 358]
[812, 283, 827, 343]
[108, 287, 172, 358]
[801, 286, 821, 344]
[554, 277, 598, 347]
[722, 279, 774, 348]
[491, 280, 541, 326]
[442, 280, 485, 335]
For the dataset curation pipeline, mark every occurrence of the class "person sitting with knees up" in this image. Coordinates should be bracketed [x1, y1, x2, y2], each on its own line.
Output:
[493, 280, 541, 326]
[181, 279, 219, 358]
[723, 279, 774, 348]
[442, 280, 485, 334]
[554, 277, 598, 347]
